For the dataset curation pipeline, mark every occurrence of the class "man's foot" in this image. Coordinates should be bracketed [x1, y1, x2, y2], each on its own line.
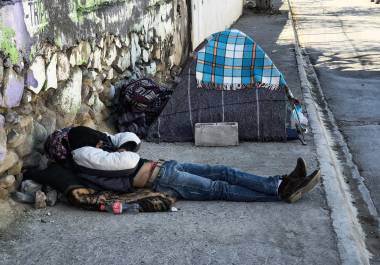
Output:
[278, 157, 307, 197]
[280, 169, 321, 203]
[288, 157, 307, 180]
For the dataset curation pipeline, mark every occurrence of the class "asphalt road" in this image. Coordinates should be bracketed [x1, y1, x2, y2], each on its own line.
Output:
[290, 0, 380, 262]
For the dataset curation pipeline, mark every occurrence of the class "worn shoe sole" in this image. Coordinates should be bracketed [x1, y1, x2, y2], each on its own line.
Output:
[287, 169, 321, 203]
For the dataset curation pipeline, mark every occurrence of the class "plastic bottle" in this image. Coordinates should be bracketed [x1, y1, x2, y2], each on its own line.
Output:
[99, 201, 140, 215]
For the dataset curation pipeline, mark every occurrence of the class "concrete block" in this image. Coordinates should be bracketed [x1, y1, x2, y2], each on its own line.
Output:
[195, 122, 239, 147]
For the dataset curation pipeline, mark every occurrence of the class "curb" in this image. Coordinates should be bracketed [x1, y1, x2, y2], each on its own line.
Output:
[286, 0, 373, 264]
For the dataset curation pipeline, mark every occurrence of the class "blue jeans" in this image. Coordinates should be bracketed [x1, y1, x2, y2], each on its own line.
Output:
[153, 160, 281, 202]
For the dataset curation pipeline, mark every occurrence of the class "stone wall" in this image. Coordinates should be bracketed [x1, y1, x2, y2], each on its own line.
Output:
[0, 0, 190, 199]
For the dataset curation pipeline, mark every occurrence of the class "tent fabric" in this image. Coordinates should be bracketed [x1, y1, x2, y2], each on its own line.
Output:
[145, 60, 287, 142]
[196, 29, 287, 91]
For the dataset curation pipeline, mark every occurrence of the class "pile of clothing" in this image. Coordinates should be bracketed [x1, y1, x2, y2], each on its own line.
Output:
[116, 78, 172, 138]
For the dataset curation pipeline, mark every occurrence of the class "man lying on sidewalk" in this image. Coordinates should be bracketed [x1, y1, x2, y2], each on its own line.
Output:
[24, 126, 321, 213]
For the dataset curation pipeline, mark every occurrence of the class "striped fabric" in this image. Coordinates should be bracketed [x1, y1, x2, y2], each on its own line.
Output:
[196, 29, 287, 91]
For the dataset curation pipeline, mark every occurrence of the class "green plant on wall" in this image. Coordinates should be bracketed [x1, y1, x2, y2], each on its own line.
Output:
[68, 0, 168, 24]
[0, 23, 19, 64]
[76, 0, 129, 14]
[69, 0, 129, 23]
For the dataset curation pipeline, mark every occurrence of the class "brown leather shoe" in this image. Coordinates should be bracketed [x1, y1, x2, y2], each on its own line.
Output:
[281, 169, 321, 203]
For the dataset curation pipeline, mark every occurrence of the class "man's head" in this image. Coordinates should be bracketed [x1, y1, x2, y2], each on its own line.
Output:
[69, 126, 109, 150]
[118, 141, 138, 152]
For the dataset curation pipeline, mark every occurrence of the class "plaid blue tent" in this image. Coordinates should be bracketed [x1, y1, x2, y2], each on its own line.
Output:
[196, 29, 288, 91]
[145, 30, 306, 143]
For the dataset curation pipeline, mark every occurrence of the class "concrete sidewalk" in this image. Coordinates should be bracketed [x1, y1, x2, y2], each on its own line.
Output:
[0, 2, 341, 264]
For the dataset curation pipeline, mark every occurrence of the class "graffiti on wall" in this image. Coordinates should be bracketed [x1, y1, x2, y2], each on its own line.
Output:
[22, 0, 48, 36]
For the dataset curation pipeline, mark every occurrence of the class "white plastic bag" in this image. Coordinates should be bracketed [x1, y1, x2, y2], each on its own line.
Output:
[290, 104, 308, 130]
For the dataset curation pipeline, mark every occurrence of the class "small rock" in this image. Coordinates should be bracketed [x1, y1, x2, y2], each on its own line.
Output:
[39, 108, 57, 135]
[0, 67, 24, 108]
[121, 34, 130, 47]
[46, 53, 58, 90]
[146, 29, 155, 44]
[7, 160, 23, 176]
[98, 37, 104, 49]
[10, 191, 34, 203]
[42, 43, 58, 61]
[69, 41, 92, 67]
[83, 69, 98, 81]
[57, 52, 70, 81]
[81, 80, 91, 102]
[0, 114, 4, 128]
[19, 103, 33, 115]
[3, 57, 12, 68]
[91, 94, 106, 114]
[35, 190, 47, 209]
[47, 212, 51, 216]
[46, 189, 58, 206]
[75, 104, 92, 124]
[21, 90, 33, 105]
[105, 68, 114, 80]
[112, 48, 131, 73]
[19, 116, 33, 129]
[130, 33, 141, 66]
[26, 68, 38, 89]
[82, 119, 96, 129]
[139, 32, 145, 43]
[28, 56, 46, 94]
[0, 127, 6, 162]
[15, 135, 34, 157]
[86, 91, 96, 107]
[0, 57, 3, 85]
[99, 83, 116, 106]
[12, 63, 23, 75]
[51, 67, 82, 116]
[114, 37, 122, 48]
[89, 47, 102, 71]
[40, 218, 47, 223]
[0, 187, 8, 200]
[0, 151, 19, 175]
[33, 121, 48, 151]
[103, 43, 117, 66]
[7, 127, 27, 149]
[142, 49, 149, 63]
[0, 175, 15, 189]
[21, 179, 42, 195]
[105, 33, 114, 47]
[145, 61, 157, 76]
[120, 70, 133, 79]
